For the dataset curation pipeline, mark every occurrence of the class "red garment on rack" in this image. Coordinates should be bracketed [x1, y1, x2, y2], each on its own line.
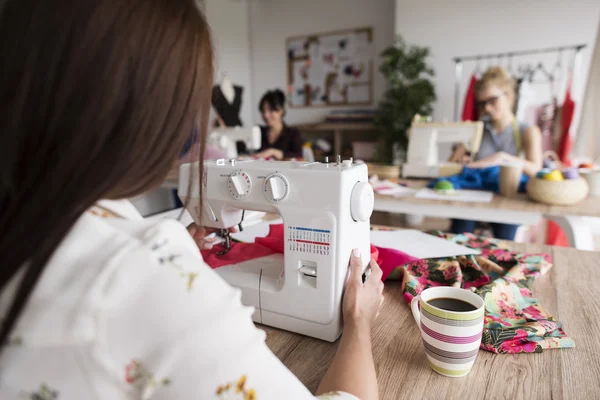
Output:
[546, 77, 576, 247]
[461, 75, 479, 121]
[558, 78, 575, 166]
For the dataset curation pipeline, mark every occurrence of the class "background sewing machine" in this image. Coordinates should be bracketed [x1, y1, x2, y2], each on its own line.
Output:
[178, 158, 374, 342]
[207, 126, 262, 159]
[402, 120, 484, 178]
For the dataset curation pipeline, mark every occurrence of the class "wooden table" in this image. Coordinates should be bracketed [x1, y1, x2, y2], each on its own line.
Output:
[262, 242, 600, 400]
[375, 179, 600, 251]
[295, 122, 378, 156]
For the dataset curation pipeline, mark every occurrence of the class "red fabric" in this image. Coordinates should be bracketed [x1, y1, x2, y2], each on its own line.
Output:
[201, 241, 276, 269]
[545, 220, 568, 247]
[201, 224, 418, 280]
[374, 246, 418, 281]
[546, 78, 576, 247]
[461, 75, 479, 122]
[558, 78, 575, 166]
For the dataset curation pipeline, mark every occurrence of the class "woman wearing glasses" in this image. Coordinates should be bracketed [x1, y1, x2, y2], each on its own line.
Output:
[449, 66, 543, 240]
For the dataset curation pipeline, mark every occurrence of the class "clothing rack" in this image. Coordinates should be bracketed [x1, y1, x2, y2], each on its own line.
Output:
[453, 44, 587, 120]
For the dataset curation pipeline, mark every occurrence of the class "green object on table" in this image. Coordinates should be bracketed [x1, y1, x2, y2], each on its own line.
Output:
[434, 179, 454, 191]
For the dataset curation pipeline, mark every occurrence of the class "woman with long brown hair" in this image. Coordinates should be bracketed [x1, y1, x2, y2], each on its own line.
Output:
[0, 1, 383, 399]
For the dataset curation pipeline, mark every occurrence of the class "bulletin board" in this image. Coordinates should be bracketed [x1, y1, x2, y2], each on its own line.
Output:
[286, 27, 374, 108]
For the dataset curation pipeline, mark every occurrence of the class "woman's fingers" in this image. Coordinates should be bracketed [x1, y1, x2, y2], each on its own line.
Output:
[349, 249, 363, 283]
[366, 259, 383, 285]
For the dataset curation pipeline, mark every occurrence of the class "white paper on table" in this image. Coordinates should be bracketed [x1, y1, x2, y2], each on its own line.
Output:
[371, 179, 416, 197]
[376, 186, 416, 197]
[370, 229, 480, 259]
[415, 188, 494, 203]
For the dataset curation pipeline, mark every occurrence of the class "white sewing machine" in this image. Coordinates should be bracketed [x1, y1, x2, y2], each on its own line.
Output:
[402, 120, 484, 178]
[207, 126, 262, 159]
[178, 158, 374, 342]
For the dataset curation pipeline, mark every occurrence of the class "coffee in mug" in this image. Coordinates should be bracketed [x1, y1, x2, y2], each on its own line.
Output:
[427, 297, 478, 312]
[411, 287, 485, 377]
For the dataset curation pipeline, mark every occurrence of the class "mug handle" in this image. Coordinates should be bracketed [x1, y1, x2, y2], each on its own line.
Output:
[410, 295, 421, 326]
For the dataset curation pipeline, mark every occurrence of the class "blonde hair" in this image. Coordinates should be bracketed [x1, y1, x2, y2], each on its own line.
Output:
[475, 66, 516, 105]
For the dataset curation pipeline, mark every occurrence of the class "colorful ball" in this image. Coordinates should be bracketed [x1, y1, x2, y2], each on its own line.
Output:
[434, 180, 454, 191]
[536, 169, 551, 179]
[543, 170, 564, 181]
[579, 162, 595, 169]
[561, 168, 580, 180]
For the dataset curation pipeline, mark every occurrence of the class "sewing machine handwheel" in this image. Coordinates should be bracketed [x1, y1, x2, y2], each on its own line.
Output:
[350, 182, 374, 222]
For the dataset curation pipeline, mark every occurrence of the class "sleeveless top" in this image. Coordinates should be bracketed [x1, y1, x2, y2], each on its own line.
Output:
[476, 118, 528, 161]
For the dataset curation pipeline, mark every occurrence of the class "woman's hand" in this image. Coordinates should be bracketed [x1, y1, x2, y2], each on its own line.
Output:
[316, 248, 382, 399]
[449, 143, 472, 164]
[343, 249, 385, 334]
[254, 148, 284, 160]
[186, 224, 237, 250]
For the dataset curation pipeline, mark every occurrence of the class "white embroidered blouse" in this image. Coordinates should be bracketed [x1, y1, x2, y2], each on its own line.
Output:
[0, 200, 357, 400]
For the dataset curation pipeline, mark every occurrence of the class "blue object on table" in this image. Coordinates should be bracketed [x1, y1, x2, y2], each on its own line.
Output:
[428, 166, 529, 193]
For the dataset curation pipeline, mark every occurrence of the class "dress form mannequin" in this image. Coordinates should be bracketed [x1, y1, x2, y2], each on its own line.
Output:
[211, 73, 244, 127]
[220, 73, 235, 104]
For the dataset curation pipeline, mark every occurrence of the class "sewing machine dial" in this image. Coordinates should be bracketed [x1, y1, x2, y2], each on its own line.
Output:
[227, 171, 252, 200]
[264, 173, 289, 203]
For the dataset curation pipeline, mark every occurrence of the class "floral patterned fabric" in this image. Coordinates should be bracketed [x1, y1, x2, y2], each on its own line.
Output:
[384, 230, 575, 354]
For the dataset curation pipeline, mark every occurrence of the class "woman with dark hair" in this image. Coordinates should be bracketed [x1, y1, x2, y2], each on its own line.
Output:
[254, 89, 304, 160]
[0, 1, 383, 399]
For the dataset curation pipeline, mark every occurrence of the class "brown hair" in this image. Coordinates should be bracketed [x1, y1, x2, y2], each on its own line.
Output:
[475, 66, 516, 106]
[0, 0, 213, 347]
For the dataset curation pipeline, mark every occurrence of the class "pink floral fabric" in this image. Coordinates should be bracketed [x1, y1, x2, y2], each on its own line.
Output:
[385, 231, 575, 354]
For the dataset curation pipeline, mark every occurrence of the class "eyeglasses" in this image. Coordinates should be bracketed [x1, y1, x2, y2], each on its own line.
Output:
[476, 92, 506, 109]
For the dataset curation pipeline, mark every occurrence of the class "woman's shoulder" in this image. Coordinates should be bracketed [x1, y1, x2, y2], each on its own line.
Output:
[517, 120, 541, 138]
[47, 207, 225, 307]
[57, 212, 239, 335]
[1, 211, 207, 344]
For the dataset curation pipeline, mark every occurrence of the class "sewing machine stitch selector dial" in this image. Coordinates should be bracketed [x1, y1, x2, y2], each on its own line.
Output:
[264, 173, 289, 202]
[228, 171, 252, 200]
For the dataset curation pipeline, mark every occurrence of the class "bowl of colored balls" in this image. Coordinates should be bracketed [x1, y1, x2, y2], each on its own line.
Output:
[526, 168, 589, 205]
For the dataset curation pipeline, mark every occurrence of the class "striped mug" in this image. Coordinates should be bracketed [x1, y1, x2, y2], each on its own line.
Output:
[410, 287, 485, 377]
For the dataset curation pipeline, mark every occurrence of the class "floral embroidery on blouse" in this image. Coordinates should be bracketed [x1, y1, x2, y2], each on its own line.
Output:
[152, 240, 198, 291]
[25, 384, 59, 400]
[216, 375, 256, 400]
[124, 360, 170, 391]
[87, 206, 119, 219]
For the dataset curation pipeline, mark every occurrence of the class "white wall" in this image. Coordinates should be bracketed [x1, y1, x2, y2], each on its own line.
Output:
[394, 0, 600, 122]
[205, 0, 253, 127]
[248, 0, 396, 125]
